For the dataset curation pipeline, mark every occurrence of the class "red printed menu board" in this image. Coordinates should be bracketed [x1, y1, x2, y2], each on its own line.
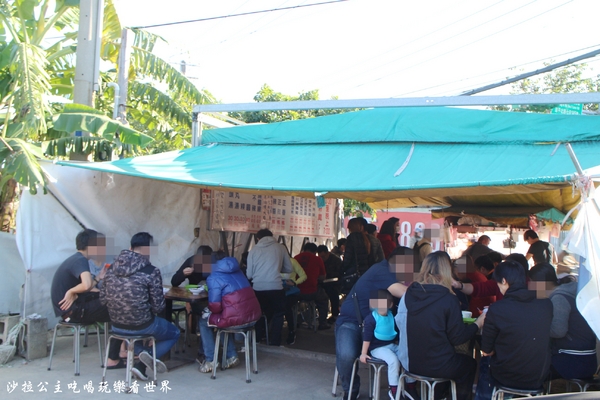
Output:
[210, 190, 335, 238]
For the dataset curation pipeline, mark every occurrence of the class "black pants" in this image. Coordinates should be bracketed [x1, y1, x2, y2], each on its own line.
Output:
[69, 296, 121, 361]
[322, 282, 340, 318]
[284, 293, 300, 333]
[254, 289, 286, 346]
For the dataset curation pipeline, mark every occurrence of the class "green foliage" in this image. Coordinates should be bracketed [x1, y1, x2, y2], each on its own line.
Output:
[343, 199, 375, 218]
[490, 63, 600, 113]
[230, 84, 358, 123]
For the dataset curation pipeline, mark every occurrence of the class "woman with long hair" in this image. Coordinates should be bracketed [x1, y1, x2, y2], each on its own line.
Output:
[396, 251, 484, 400]
[378, 220, 397, 258]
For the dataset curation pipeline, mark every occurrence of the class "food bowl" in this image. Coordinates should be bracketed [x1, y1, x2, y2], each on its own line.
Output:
[461, 311, 472, 319]
[189, 288, 202, 295]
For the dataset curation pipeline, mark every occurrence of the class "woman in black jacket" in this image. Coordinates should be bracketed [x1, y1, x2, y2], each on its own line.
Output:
[396, 251, 484, 400]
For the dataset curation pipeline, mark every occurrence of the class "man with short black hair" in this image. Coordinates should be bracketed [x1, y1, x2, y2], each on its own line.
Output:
[247, 229, 293, 346]
[524, 230, 557, 266]
[50, 229, 123, 368]
[479, 260, 552, 395]
[101, 232, 180, 381]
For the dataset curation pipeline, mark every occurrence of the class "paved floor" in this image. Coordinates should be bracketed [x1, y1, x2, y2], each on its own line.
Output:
[0, 326, 373, 400]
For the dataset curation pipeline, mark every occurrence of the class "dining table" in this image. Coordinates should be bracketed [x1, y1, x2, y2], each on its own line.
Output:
[164, 286, 208, 324]
[162, 286, 208, 368]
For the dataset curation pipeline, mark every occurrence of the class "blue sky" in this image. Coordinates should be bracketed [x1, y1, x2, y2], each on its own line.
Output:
[113, 0, 600, 103]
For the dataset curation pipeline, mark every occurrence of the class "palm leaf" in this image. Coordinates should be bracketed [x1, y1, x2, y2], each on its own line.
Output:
[130, 47, 217, 106]
[53, 104, 154, 147]
[129, 81, 192, 127]
[0, 137, 45, 194]
[9, 42, 52, 137]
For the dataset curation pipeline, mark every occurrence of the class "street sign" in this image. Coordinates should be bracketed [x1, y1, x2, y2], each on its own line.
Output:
[551, 103, 583, 115]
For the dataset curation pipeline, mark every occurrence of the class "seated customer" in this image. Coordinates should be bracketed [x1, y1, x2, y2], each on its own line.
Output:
[101, 232, 180, 381]
[360, 289, 402, 400]
[295, 242, 330, 330]
[198, 251, 262, 373]
[396, 251, 484, 400]
[466, 255, 496, 317]
[529, 268, 598, 380]
[282, 257, 307, 345]
[479, 260, 552, 394]
[171, 245, 212, 364]
[171, 245, 212, 287]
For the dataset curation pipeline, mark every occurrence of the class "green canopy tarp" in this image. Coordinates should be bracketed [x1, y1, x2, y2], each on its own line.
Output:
[56, 107, 600, 212]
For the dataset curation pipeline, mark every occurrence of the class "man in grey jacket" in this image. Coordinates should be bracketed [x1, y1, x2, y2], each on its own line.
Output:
[247, 229, 293, 346]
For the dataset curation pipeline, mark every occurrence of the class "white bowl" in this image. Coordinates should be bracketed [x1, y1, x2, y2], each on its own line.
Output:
[462, 311, 472, 319]
[189, 288, 202, 295]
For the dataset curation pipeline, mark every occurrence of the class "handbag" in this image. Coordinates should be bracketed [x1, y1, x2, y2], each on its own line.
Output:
[340, 270, 359, 295]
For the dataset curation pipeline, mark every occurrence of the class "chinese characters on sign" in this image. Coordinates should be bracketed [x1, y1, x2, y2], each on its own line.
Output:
[210, 191, 336, 238]
[6, 380, 172, 395]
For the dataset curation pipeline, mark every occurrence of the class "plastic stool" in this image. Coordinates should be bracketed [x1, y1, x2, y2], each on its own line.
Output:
[491, 385, 544, 400]
[398, 371, 457, 400]
[297, 300, 318, 332]
[211, 321, 258, 383]
[102, 334, 157, 391]
[367, 357, 387, 400]
[332, 358, 360, 397]
[48, 321, 107, 376]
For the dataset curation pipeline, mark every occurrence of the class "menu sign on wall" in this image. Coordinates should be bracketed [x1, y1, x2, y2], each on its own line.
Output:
[210, 190, 335, 238]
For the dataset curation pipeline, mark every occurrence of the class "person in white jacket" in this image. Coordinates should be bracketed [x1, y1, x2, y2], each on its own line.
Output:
[247, 229, 293, 346]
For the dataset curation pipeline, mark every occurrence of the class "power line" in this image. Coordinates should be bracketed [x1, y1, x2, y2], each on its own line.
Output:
[340, 0, 572, 95]
[322, 0, 539, 92]
[131, 0, 349, 29]
[393, 44, 600, 97]
[312, 0, 506, 86]
[460, 47, 600, 95]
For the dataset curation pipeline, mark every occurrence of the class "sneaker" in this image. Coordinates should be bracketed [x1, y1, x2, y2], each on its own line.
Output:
[224, 356, 240, 369]
[131, 362, 148, 381]
[198, 360, 218, 373]
[286, 331, 296, 345]
[139, 351, 167, 374]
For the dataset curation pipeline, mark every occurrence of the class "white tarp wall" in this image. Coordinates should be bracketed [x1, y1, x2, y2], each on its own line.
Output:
[16, 162, 222, 324]
[0, 232, 26, 315]
[564, 183, 600, 339]
[15, 162, 322, 325]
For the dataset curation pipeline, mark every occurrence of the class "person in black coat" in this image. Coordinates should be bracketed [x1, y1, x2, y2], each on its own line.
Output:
[480, 260, 553, 392]
[396, 251, 485, 400]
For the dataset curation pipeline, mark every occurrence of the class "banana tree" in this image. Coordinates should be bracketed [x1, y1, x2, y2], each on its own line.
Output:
[0, 0, 217, 232]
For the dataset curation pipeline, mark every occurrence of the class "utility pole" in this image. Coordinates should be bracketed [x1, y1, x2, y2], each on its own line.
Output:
[73, 0, 104, 111]
[116, 28, 132, 122]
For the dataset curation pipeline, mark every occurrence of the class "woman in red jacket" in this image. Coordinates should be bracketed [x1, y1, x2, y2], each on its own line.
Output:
[377, 220, 398, 259]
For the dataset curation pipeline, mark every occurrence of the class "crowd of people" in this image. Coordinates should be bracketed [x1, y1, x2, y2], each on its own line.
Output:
[335, 219, 597, 400]
[50, 221, 596, 399]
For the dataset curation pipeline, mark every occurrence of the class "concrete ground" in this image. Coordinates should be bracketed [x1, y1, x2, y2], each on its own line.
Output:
[2, 324, 598, 399]
[0, 325, 375, 400]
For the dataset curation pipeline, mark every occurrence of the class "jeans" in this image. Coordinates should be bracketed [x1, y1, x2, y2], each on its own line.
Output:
[198, 317, 237, 362]
[371, 343, 403, 386]
[112, 316, 180, 359]
[335, 321, 362, 398]
[474, 355, 493, 400]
